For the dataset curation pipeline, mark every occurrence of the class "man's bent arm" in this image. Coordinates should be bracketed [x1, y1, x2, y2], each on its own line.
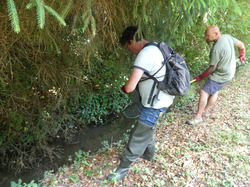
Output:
[206, 64, 217, 74]
[193, 64, 216, 82]
[124, 68, 144, 93]
[235, 41, 245, 50]
[235, 41, 246, 62]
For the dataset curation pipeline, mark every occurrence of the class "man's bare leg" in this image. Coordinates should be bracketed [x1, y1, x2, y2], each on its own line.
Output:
[186, 89, 210, 125]
[204, 91, 219, 112]
[196, 89, 210, 118]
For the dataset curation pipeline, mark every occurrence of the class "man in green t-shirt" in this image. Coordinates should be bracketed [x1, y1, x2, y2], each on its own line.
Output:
[186, 25, 246, 125]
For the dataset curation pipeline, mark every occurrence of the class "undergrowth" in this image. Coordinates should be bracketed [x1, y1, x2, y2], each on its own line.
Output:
[11, 63, 249, 186]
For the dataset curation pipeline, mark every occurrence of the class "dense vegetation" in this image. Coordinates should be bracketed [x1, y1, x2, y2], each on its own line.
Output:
[0, 0, 249, 172]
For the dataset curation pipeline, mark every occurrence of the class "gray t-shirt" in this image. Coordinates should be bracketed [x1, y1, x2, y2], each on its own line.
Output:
[134, 44, 174, 109]
[209, 34, 239, 82]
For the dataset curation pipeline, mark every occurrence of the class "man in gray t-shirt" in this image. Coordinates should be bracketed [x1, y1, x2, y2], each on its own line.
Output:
[209, 34, 238, 82]
[186, 25, 246, 125]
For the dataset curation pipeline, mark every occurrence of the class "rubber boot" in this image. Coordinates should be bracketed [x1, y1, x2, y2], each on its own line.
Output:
[107, 120, 156, 180]
[140, 130, 156, 161]
[140, 143, 155, 161]
[125, 120, 157, 160]
[107, 159, 132, 181]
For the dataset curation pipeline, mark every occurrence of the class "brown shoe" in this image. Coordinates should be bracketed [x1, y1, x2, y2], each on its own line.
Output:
[186, 117, 203, 125]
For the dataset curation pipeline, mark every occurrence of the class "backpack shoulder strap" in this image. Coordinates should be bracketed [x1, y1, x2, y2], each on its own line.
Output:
[143, 42, 164, 77]
[158, 42, 174, 60]
[143, 42, 174, 59]
[143, 42, 159, 49]
[140, 42, 174, 106]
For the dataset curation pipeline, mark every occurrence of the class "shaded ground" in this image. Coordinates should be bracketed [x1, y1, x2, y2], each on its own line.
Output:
[41, 64, 249, 186]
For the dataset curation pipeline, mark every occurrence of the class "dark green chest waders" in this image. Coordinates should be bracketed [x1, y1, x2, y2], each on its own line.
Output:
[107, 120, 156, 181]
[123, 88, 142, 119]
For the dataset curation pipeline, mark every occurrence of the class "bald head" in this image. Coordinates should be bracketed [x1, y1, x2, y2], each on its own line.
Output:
[206, 25, 220, 34]
[205, 25, 221, 43]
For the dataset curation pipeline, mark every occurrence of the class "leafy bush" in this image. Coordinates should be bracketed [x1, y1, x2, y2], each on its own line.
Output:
[0, 51, 130, 171]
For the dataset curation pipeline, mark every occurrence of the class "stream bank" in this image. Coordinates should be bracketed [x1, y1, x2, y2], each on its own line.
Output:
[0, 114, 135, 187]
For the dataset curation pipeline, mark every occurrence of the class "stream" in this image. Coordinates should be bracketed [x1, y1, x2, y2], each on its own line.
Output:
[0, 114, 135, 187]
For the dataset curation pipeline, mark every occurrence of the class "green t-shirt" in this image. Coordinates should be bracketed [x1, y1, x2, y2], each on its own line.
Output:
[209, 34, 239, 82]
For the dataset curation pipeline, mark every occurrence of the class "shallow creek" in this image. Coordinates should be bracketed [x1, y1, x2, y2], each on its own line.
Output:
[0, 114, 135, 187]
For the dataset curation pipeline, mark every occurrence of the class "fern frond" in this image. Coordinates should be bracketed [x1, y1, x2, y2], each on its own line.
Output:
[81, 0, 96, 35]
[81, 10, 89, 21]
[82, 17, 90, 34]
[35, 0, 45, 29]
[44, 5, 66, 26]
[199, 0, 206, 8]
[7, 0, 20, 33]
[26, 0, 36, 9]
[142, 0, 148, 23]
[231, 0, 242, 15]
[90, 16, 96, 36]
[133, 0, 139, 19]
[61, 0, 73, 19]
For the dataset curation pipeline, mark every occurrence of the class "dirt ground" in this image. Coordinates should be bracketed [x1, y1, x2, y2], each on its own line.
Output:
[42, 64, 249, 187]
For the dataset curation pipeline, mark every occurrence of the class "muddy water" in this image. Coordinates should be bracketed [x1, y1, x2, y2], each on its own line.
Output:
[0, 114, 135, 187]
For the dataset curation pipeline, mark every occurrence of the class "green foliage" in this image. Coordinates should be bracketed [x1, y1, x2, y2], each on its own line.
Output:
[208, 0, 249, 54]
[66, 52, 130, 124]
[6, 0, 67, 31]
[81, 0, 96, 35]
[101, 140, 109, 150]
[60, 0, 73, 19]
[26, 0, 36, 9]
[7, 0, 20, 33]
[11, 179, 40, 187]
[69, 174, 79, 183]
[35, 0, 45, 29]
[69, 88, 128, 124]
[74, 150, 89, 167]
[141, 0, 241, 43]
[11, 179, 23, 187]
[44, 4, 66, 26]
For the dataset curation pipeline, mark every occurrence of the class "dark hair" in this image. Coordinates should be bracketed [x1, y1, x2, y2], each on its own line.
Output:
[119, 26, 145, 46]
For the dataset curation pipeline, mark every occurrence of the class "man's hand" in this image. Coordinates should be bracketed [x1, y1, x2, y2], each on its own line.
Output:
[121, 68, 144, 94]
[194, 71, 210, 82]
[121, 86, 128, 94]
[239, 48, 246, 62]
